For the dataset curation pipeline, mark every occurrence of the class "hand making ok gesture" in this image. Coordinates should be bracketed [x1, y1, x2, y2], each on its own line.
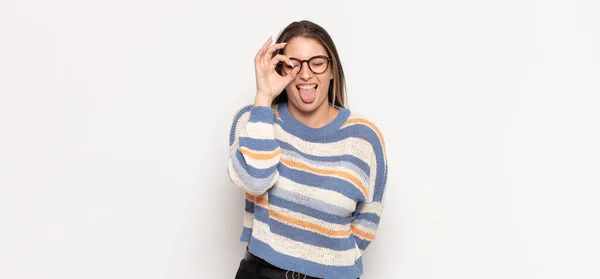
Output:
[254, 37, 301, 107]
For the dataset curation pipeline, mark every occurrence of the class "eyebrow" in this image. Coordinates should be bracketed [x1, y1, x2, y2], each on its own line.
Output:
[288, 54, 328, 60]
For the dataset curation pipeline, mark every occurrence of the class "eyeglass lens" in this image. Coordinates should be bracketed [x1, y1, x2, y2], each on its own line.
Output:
[282, 56, 329, 75]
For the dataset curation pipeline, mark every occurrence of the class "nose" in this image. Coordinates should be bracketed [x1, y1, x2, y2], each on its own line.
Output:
[298, 61, 313, 81]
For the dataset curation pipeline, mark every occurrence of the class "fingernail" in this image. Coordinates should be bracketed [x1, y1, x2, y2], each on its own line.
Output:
[289, 61, 294, 67]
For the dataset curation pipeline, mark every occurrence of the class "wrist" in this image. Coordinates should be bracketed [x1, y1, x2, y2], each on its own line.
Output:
[254, 95, 273, 107]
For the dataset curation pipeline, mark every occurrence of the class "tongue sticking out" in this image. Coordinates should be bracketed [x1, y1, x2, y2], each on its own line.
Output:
[299, 88, 316, 103]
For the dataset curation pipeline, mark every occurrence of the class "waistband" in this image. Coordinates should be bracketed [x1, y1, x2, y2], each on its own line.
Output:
[241, 249, 318, 279]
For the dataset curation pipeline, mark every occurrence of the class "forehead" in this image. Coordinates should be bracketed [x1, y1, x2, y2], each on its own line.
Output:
[283, 37, 328, 59]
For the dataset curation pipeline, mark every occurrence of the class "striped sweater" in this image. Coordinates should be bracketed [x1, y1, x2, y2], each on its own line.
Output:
[228, 102, 388, 279]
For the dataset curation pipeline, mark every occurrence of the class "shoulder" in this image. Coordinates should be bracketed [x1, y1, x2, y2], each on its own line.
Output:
[229, 105, 254, 146]
[231, 103, 282, 122]
[231, 104, 254, 123]
[341, 109, 386, 152]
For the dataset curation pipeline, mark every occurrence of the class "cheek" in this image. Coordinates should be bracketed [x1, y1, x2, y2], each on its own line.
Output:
[285, 83, 295, 92]
[319, 74, 332, 89]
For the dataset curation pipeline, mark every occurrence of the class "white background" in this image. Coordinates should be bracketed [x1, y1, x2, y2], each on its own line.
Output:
[1, 0, 599, 278]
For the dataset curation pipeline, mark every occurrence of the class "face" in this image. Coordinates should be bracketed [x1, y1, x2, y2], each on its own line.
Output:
[282, 37, 333, 113]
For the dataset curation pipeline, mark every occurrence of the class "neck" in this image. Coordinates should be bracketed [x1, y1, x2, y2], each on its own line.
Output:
[287, 101, 338, 128]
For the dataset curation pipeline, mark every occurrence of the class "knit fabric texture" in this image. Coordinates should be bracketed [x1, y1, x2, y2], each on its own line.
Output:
[228, 102, 388, 279]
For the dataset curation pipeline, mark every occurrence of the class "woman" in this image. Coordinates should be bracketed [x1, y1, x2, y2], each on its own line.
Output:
[229, 20, 388, 279]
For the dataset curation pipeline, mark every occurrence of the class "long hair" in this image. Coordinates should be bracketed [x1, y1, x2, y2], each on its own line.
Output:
[272, 20, 347, 108]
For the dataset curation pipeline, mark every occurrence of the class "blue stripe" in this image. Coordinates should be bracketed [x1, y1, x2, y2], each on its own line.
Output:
[248, 106, 275, 124]
[276, 123, 386, 201]
[275, 118, 378, 144]
[229, 105, 252, 146]
[279, 163, 365, 201]
[240, 227, 252, 242]
[281, 149, 369, 189]
[354, 212, 380, 224]
[234, 150, 277, 179]
[270, 186, 353, 217]
[275, 102, 351, 142]
[267, 194, 351, 225]
[240, 137, 280, 152]
[253, 206, 355, 251]
[231, 152, 277, 193]
[375, 161, 388, 202]
[352, 219, 378, 230]
[352, 235, 371, 250]
[337, 125, 386, 202]
[278, 141, 370, 176]
[249, 238, 363, 279]
[244, 198, 254, 214]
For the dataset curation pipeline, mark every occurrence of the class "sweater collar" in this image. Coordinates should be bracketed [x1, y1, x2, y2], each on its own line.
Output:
[277, 102, 350, 141]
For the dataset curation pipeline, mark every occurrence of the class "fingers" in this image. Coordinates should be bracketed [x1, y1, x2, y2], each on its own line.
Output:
[269, 54, 292, 67]
[254, 37, 288, 73]
[263, 42, 287, 66]
[254, 37, 272, 66]
[285, 63, 301, 80]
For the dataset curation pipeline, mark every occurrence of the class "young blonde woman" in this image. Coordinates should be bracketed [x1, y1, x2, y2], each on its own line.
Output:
[229, 20, 388, 279]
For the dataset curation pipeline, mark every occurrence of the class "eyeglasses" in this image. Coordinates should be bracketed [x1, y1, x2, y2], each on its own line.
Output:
[279, 55, 331, 75]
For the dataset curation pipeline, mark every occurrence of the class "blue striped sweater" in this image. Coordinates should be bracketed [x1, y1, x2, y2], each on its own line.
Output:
[228, 102, 388, 279]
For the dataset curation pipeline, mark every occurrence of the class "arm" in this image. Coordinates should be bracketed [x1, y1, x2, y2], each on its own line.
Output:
[228, 36, 300, 195]
[350, 127, 388, 252]
[227, 105, 281, 196]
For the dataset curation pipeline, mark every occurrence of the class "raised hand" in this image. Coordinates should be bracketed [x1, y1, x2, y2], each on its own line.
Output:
[254, 37, 301, 107]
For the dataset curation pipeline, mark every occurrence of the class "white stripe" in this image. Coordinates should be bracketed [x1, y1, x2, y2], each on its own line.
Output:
[352, 223, 376, 237]
[239, 147, 280, 169]
[252, 219, 361, 266]
[276, 176, 357, 214]
[352, 218, 378, 231]
[345, 114, 387, 166]
[233, 112, 251, 144]
[274, 124, 378, 200]
[281, 158, 367, 196]
[274, 124, 374, 163]
[282, 149, 369, 184]
[359, 202, 384, 215]
[228, 154, 278, 195]
[244, 122, 275, 140]
[228, 159, 245, 189]
[268, 203, 350, 235]
[243, 211, 254, 228]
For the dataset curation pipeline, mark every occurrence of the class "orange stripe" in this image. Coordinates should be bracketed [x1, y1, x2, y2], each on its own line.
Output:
[240, 148, 281, 160]
[274, 111, 281, 120]
[245, 193, 268, 206]
[246, 193, 353, 238]
[281, 158, 368, 197]
[255, 197, 268, 206]
[342, 118, 386, 152]
[351, 226, 375, 240]
[246, 193, 350, 237]
[269, 210, 351, 237]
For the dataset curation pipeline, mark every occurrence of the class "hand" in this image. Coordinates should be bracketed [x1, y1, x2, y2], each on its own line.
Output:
[254, 37, 301, 105]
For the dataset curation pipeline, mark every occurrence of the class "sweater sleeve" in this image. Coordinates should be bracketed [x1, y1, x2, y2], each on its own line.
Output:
[350, 124, 388, 252]
[227, 105, 281, 196]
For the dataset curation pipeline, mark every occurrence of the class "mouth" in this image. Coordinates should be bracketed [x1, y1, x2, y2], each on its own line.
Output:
[296, 84, 318, 90]
[296, 84, 318, 103]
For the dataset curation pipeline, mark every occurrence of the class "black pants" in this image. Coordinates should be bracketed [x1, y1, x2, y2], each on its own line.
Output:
[234, 249, 360, 279]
